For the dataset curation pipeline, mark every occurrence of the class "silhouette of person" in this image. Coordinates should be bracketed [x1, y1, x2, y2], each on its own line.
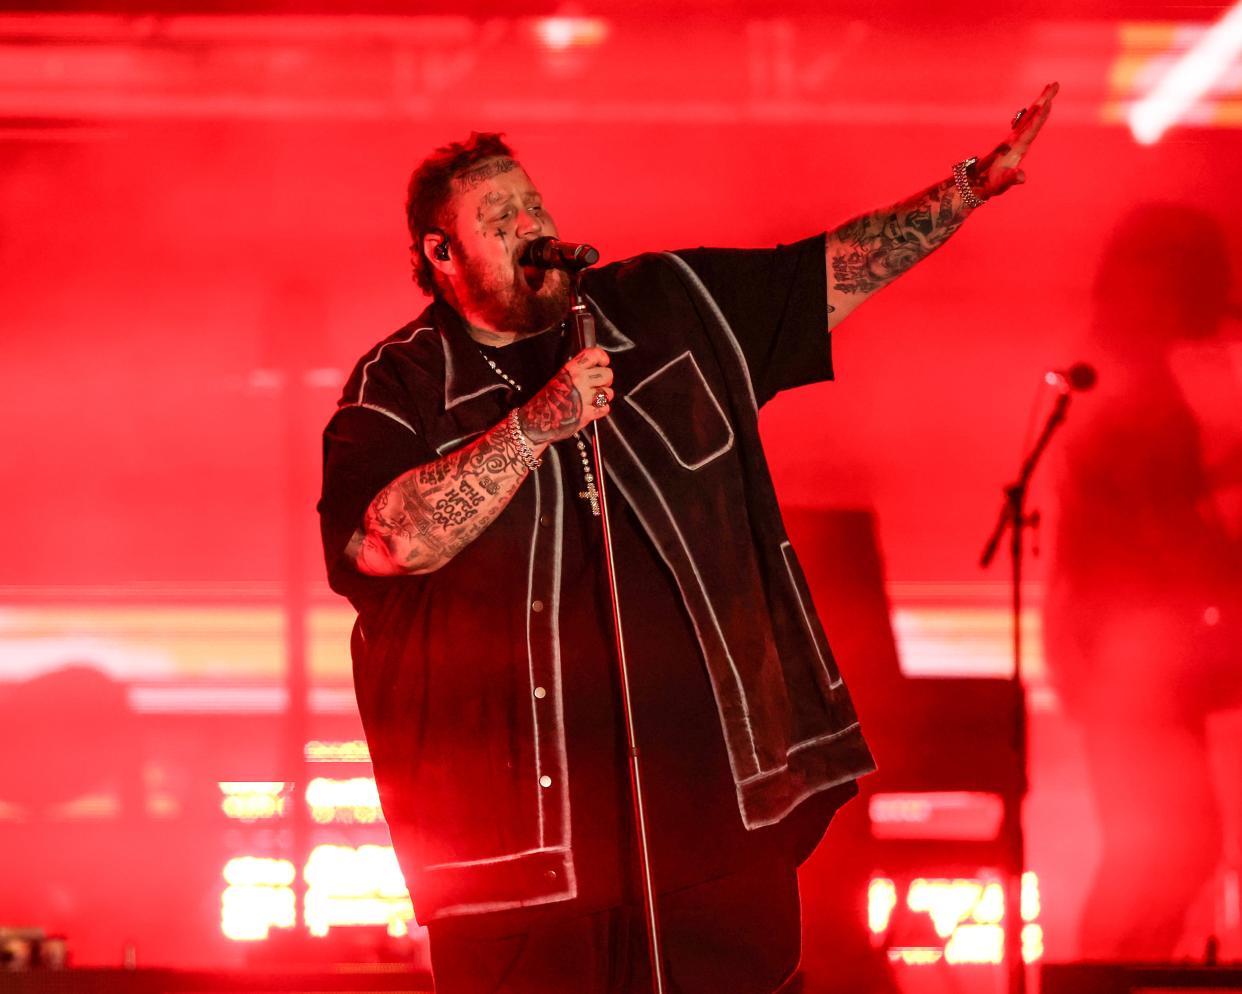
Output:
[1044, 203, 1242, 959]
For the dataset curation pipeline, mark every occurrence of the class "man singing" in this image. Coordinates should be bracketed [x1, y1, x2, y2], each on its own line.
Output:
[318, 83, 1056, 994]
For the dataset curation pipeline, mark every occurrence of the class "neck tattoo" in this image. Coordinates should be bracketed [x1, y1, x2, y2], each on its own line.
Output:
[479, 340, 601, 518]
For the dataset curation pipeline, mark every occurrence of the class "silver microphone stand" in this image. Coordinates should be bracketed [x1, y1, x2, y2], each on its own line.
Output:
[569, 270, 667, 994]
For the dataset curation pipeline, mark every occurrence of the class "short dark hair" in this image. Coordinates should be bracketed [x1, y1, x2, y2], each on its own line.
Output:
[405, 131, 517, 296]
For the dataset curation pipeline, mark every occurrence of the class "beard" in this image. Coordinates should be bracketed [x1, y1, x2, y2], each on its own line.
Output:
[456, 252, 572, 336]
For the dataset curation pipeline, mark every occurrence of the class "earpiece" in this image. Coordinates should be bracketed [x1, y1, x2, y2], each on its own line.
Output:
[434, 240, 450, 261]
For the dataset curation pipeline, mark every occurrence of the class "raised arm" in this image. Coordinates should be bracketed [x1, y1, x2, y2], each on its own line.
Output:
[347, 347, 614, 576]
[826, 82, 1058, 331]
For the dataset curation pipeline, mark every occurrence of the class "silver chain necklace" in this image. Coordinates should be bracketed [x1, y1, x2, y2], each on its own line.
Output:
[479, 344, 601, 517]
[481, 352, 521, 392]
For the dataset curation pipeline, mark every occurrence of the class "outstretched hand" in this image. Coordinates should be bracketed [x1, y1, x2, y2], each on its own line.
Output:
[973, 82, 1059, 200]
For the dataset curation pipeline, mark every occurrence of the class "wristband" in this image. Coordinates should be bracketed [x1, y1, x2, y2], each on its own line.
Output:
[508, 410, 542, 471]
[953, 157, 987, 209]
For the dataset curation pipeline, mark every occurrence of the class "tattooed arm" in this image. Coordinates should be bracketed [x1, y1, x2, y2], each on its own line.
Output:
[346, 347, 614, 576]
[826, 82, 1058, 331]
[826, 177, 974, 330]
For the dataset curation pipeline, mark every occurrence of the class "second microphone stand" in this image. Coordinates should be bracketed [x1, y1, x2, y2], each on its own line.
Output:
[979, 387, 1074, 994]
[569, 273, 667, 994]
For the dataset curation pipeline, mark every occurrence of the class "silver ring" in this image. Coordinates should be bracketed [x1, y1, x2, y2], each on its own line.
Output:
[593, 390, 608, 409]
[1011, 107, 1027, 129]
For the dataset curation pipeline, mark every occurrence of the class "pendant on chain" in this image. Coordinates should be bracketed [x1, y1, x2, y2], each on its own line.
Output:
[575, 434, 601, 517]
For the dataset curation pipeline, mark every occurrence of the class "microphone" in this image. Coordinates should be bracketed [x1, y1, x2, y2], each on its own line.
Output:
[1044, 362, 1098, 393]
[519, 237, 600, 271]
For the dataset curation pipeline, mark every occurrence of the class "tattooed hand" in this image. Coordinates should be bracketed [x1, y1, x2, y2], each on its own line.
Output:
[518, 347, 614, 443]
[972, 82, 1058, 199]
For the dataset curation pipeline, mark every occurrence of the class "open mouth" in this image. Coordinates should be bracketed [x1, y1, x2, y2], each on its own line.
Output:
[520, 264, 546, 290]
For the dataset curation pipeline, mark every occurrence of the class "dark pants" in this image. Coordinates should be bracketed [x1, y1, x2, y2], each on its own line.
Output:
[427, 860, 803, 994]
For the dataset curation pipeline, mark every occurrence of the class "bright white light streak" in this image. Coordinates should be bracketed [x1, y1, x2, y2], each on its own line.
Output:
[1129, 3, 1242, 144]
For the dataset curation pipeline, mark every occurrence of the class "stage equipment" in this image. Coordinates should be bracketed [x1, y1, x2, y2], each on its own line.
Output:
[1043, 961, 1242, 993]
[566, 259, 667, 994]
[0, 928, 67, 971]
[519, 236, 599, 270]
[1044, 362, 1097, 393]
[979, 362, 1096, 994]
[785, 508, 1036, 990]
[0, 966, 432, 993]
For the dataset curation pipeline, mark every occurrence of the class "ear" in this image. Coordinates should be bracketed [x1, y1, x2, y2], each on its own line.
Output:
[423, 231, 455, 278]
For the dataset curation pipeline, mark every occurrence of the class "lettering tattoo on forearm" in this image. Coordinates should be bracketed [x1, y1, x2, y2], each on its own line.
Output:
[830, 179, 967, 298]
[417, 459, 451, 488]
[517, 369, 581, 443]
[433, 479, 487, 527]
[354, 423, 528, 574]
[351, 358, 591, 575]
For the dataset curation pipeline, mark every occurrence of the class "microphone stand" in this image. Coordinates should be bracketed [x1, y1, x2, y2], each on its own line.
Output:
[569, 272, 667, 994]
[978, 389, 1072, 994]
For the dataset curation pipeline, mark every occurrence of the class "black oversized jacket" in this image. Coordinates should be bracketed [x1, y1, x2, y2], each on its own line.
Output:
[318, 235, 876, 923]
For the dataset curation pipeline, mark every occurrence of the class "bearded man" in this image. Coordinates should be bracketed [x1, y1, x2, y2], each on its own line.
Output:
[319, 84, 1056, 994]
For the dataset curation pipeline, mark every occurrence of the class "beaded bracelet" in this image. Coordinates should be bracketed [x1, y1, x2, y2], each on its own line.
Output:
[508, 409, 542, 471]
[953, 157, 987, 210]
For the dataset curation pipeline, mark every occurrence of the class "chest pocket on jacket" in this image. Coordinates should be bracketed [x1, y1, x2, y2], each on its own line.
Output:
[625, 351, 735, 471]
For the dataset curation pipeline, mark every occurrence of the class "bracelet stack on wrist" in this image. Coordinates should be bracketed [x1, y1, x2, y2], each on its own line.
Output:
[508, 409, 542, 471]
[953, 156, 987, 209]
